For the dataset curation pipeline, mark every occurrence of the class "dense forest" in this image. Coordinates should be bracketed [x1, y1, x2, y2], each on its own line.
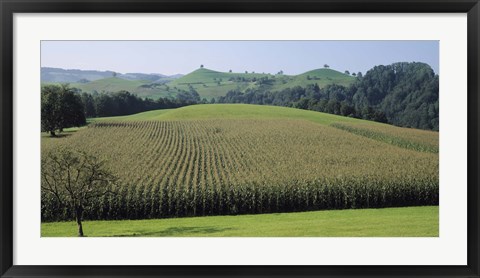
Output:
[79, 87, 201, 118]
[217, 62, 439, 130]
[42, 84, 201, 118]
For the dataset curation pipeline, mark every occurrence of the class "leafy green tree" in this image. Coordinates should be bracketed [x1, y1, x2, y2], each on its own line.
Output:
[41, 85, 62, 136]
[41, 148, 117, 236]
[94, 94, 117, 117]
[81, 93, 96, 118]
[41, 84, 86, 136]
[340, 101, 354, 116]
[293, 98, 310, 110]
[324, 64, 330, 69]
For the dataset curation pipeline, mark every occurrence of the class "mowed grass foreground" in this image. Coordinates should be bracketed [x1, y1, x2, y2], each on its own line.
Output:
[42, 104, 439, 222]
[42, 206, 438, 237]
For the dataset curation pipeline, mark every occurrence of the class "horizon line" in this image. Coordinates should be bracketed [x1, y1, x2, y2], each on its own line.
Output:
[41, 61, 437, 77]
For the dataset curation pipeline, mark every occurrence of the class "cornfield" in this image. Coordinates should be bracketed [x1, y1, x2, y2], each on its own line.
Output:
[41, 119, 439, 221]
[331, 122, 439, 153]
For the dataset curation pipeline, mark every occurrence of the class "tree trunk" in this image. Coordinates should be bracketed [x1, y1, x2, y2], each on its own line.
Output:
[75, 207, 84, 237]
[50, 130, 56, 137]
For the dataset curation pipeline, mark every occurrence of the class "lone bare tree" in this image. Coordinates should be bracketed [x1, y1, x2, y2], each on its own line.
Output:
[41, 148, 117, 236]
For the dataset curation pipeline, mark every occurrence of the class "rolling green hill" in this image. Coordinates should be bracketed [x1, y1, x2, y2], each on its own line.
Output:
[170, 68, 266, 85]
[48, 67, 355, 100]
[169, 68, 355, 99]
[72, 77, 149, 93]
[274, 68, 355, 90]
[94, 103, 365, 125]
[64, 77, 177, 99]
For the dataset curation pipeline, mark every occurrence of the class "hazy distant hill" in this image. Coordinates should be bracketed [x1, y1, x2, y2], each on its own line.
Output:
[41, 67, 182, 83]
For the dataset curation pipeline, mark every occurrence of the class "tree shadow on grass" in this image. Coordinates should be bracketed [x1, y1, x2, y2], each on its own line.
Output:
[113, 226, 234, 237]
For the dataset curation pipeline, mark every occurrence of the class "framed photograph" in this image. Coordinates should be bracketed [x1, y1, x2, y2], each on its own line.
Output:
[1, 0, 479, 277]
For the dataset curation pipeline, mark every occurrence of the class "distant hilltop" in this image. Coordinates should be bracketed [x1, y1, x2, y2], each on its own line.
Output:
[41, 66, 357, 100]
[41, 67, 183, 83]
[40, 66, 355, 84]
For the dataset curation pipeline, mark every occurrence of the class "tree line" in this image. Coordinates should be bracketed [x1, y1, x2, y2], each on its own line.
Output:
[41, 84, 201, 136]
[80, 88, 200, 118]
[217, 62, 439, 130]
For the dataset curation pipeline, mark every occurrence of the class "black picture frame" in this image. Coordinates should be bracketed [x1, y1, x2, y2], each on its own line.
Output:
[1, 0, 479, 277]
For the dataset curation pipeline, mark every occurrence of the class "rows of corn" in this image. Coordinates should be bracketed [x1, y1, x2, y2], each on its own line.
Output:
[41, 119, 439, 221]
[330, 122, 439, 153]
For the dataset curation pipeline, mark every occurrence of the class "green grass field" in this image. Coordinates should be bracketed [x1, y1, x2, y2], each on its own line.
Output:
[91, 103, 367, 124]
[42, 206, 438, 237]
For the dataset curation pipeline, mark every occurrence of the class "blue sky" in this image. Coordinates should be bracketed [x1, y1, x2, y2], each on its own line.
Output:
[41, 41, 439, 76]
